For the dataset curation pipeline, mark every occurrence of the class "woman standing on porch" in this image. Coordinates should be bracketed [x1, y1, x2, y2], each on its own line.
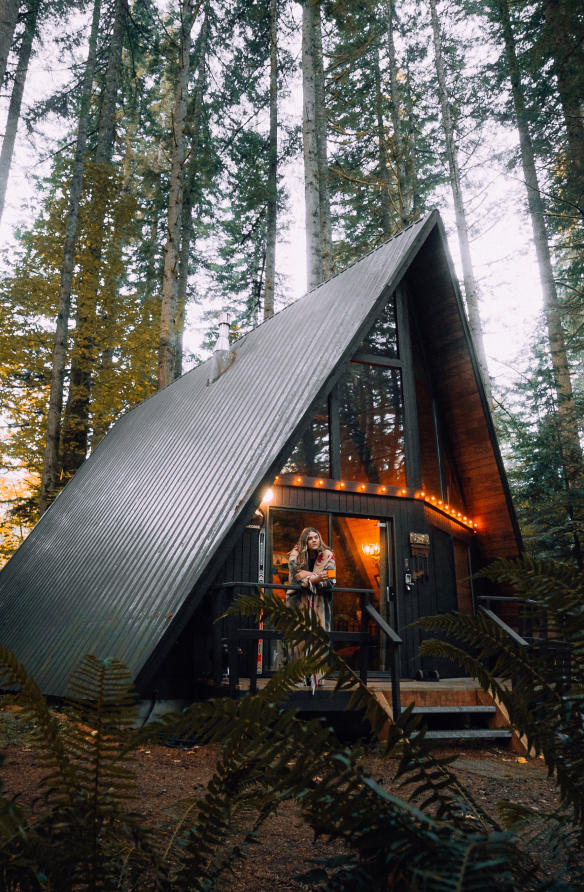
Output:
[287, 528, 335, 685]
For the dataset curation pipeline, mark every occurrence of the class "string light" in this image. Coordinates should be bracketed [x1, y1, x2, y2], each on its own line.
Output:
[280, 476, 475, 528]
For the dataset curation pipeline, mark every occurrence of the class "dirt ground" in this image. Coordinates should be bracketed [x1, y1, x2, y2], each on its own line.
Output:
[0, 710, 560, 891]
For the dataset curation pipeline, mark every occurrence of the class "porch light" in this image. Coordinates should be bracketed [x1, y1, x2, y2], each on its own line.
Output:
[263, 489, 274, 503]
[362, 543, 380, 558]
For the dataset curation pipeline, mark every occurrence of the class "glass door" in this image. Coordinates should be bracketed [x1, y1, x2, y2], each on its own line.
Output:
[268, 508, 331, 671]
[331, 516, 394, 672]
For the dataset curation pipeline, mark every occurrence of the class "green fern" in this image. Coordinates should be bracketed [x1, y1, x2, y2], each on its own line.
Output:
[418, 556, 584, 830]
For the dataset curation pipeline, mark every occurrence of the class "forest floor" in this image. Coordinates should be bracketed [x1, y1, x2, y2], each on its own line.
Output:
[0, 708, 560, 890]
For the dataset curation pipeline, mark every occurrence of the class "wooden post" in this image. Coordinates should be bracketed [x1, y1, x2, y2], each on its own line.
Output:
[396, 283, 421, 489]
[359, 591, 369, 685]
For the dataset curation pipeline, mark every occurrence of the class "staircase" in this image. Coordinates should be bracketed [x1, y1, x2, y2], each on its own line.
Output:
[412, 705, 511, 741]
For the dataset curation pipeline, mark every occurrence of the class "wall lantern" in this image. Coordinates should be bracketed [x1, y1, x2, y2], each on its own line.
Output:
[263, 488, 274, 503]
[362, 543, 380, 558]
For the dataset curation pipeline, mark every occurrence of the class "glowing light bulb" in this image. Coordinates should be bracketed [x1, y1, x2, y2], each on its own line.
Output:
[263, 488, 274, 503]
[340, 482, 345, 487]
[296, 477, 301, 483]
[318, 480, 324, 485]
[381, 487, 386, 492]
[362, 543, 380, 558]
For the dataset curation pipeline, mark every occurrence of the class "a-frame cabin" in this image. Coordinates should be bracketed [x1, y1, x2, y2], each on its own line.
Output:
[0, 210, 521, 701]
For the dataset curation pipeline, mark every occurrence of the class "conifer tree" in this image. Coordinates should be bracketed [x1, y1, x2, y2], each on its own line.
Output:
[0, 0, 41, 224]
[492, 0, 584, 566]
[301, 0, 321, 292]
[429, 0, 490, 400]
[0, 0, 20, 87]
[175, 4, 209, 376]
[158, 0, 198, 390]
[59, 0, 130, 476]
[264, 0, 277, 320]
[39, 0, 103, 515]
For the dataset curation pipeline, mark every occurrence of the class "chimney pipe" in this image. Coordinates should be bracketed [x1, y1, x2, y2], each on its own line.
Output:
[207, 311, 236, 385]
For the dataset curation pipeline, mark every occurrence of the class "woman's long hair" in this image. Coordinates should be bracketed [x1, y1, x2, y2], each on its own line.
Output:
[293, 527, 329, 570]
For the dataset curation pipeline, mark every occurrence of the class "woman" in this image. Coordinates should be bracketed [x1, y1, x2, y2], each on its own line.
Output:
[286, 527, 336, 686]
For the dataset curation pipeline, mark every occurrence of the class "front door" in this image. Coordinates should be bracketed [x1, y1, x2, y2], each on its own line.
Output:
[268, 508, 396, 674]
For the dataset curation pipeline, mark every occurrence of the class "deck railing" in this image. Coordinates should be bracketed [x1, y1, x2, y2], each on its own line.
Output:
[212, 581, 402, 717]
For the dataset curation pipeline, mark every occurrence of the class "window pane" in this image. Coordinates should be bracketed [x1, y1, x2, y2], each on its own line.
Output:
[339, 364, 405, 485]
[442, 448, 466, 515]
[357, 294, 398, 358]
[280, 398, 330, 477]
[415, 376, 441, 497]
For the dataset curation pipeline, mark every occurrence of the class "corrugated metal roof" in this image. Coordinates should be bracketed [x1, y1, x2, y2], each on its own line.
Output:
[0, 210, 459, 694]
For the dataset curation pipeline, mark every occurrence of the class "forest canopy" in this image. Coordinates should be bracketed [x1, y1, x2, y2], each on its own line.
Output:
[0, 0, 581, 565]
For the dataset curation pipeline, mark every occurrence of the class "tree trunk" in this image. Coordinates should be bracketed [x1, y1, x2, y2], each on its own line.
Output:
[429, 0, 491, 400]
[373, 45, 392, 238]
[158, 0, 196, 389]
[264, 0, 277, 320]
[385, 0, 407, 225]
[0, 0, 39, 225]
[39, 0, 102, 515]
[175, 7, 209, 377]
[301, 0, 321, 292]
[542, 0, 584, 207]
[497, 0, 583, 563]
[312, 1, 333, 281]
[0, 0, 19, 87]
[60, 0, 129, 476]
[95, 0, 128, 164]
[405, 62, 421, 218]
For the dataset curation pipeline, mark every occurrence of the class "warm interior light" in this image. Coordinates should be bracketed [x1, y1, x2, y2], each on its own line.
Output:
[263, 488, 274, 503]
[362, 543, 380, 558]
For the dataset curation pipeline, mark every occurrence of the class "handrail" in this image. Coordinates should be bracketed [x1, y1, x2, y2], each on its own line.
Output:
[216, 582, 403, 718]
[215, 581, 376, 595]
[366, 603, 402, 717]
[479, 606, 528, 647]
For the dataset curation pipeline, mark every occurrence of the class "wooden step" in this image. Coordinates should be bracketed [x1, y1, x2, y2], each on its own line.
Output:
[425, 729, 512, 740]
[411, 706, 496, 715]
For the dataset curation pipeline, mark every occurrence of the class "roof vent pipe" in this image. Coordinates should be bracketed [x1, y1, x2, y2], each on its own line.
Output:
[207, 311, 236, 385]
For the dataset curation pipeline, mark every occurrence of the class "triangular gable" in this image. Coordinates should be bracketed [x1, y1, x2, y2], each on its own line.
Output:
[0, 211, 518, 695]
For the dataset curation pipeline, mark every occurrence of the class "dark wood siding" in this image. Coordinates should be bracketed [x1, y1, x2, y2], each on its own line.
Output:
[406, 226, 521, 564]
[149, 526, 262, 697]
